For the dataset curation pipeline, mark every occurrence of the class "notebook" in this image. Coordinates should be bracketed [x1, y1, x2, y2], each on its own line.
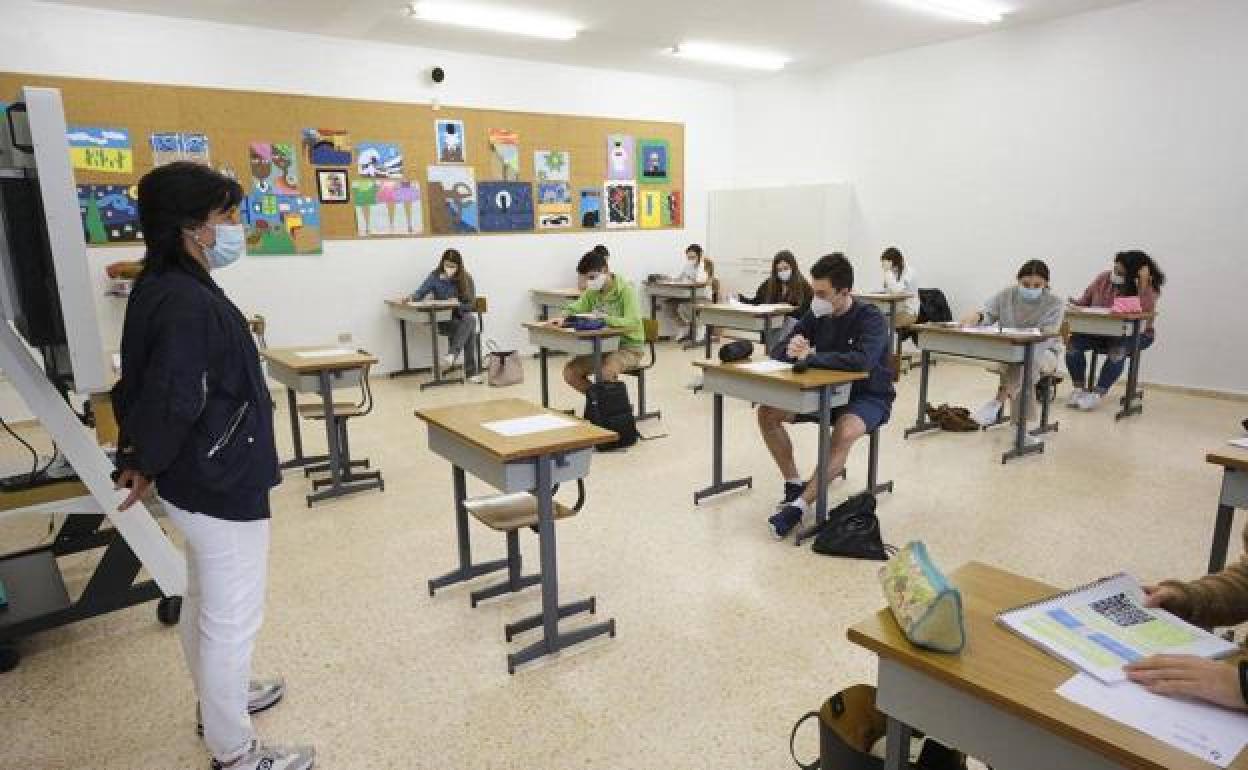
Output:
[996, 572, 1237, 684]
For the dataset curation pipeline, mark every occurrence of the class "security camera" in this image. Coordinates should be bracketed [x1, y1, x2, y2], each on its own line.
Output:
[430, 66, 445, 84]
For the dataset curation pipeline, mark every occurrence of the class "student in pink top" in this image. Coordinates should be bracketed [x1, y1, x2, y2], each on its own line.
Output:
[1065, 250, 1165, 411]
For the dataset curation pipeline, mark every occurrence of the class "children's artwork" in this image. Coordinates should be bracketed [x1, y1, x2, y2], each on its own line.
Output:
[606, 134, 634, 181]
[605, 181, 637, 229]
[435, 119, 466, 163]
[149, 132, 212, 167]
[316, 169, 350, 203]
[578, 188, 602, 229]
[182, 133, 211, 165]
[478, 181, 534, 233]
[537, 182, 572, 229]
[427, 165, 478, 234]
[356, 142, 403, 178]
[487, 128, 520, 180]
[639, 189, 663, 229]
[249, 142, 299, 195]
[351, 180, 422, 236]
[243, 194, 322, 255]
[302, 128, 352, 166]
[76, 185, 142, 244]
[534, 150, 570, 182]
[665, 189, 682, 227]
[637, 139, 670, 184]
[67, 126, 133, 173]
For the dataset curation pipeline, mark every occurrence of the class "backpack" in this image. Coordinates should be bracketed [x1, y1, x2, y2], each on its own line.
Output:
[584, 381, 639, 451]
[809, 493, 895, 561]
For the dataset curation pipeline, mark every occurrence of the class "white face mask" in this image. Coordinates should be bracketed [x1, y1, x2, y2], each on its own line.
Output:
[194, 223, 245, 270]
[443, 265, 458, 277]
[776, 269, 792, 282]
[587, 273, 608, 292]
[881, 261, 894, 274]
[810, 296, 834, 318]
[1110, 272, 1125, 285]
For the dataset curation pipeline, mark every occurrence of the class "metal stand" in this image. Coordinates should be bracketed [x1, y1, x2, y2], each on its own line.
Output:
[866, 428, 893, 496]
[1209, 503, 1235, 574]
[694, 393, 753, 504]
[279, 387, 328, 471]
[304, 370, 382, 506]
[420, 313, 466, 391]
[634, 367, 661, 422]
[904, 350, 940, 438]
[795, 387, 833, 546]
[1116, 319, 1145, 420]
[1031, 376, 1061, 437]
[470, 530, 540, 608]
[427, 466, 508, 596]
[1001, 343, 1044, 464]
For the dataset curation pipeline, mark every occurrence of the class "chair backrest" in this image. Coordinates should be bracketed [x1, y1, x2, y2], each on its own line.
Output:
[473, 296, 488, 314]
[916, 288, 952, 324]
[352, 362, 375, 417]
[639, 318, 660, 370]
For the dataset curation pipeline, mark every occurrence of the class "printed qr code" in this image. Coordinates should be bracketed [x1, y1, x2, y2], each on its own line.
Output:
[1089, 593, 1152, 627]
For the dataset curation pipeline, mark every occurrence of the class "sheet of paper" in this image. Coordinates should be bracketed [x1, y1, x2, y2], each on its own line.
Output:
[752, 304, 790, 313]
[1230, 437, 1248, 450]
[1057, 673, 1248, 768]
[739, 360, 793, 373]
[481, 414, 577, 437]
[294, 348, 355, 359]
[1073, 306, 1114, 315]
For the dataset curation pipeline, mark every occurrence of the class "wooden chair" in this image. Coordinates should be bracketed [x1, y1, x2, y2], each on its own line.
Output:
[472, 295, 487, 375]
[297, 362, 383, 490]
[622, 318, 661, 421]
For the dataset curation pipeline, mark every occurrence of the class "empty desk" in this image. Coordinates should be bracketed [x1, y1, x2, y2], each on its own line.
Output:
[530, 288, 582, 321]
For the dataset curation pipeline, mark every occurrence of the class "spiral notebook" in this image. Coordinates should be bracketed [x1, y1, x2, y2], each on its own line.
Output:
[996, 572, 1237, 684]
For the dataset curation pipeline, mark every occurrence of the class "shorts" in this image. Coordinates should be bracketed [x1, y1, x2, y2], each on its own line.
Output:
[793, 393, 892, 433]
[564, 347, 645, 380]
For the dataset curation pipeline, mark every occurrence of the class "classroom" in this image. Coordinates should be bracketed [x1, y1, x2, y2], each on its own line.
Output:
[0, 0, 1246, 768]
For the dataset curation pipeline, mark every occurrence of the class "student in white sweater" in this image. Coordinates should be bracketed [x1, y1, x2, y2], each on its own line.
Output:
[667, 243, 712, 341]
[959, 259, 1065, 429]
[880, 247, 920, 326]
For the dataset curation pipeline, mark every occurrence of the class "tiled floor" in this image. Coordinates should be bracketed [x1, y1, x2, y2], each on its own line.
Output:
[0, 344, 1243, 769]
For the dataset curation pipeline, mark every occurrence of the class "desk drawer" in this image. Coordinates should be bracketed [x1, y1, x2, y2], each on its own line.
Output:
[428, 426, 593, 494]
[267, 363, 363, 394]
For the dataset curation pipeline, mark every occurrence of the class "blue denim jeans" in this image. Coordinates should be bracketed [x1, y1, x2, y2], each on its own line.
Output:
[1065, 332, 1154, 393]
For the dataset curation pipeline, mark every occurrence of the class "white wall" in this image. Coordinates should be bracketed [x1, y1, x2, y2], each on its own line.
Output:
[0, 1, 736, 388]
[734, 0, 1248, 395]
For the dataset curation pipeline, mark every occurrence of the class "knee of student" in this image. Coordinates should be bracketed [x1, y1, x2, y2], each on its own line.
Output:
[832, 415, 868, 450]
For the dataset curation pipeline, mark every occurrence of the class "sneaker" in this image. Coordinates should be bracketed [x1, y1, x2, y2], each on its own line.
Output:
[468, 374, 484, 384]
[442, 353, 458, 370]
[779, 481, 805, 506]
[210, 740, 315, 770]
[768, 504, 804, 539]
[198, 677, 286, 735]
[1077, 391, 1102, 411]
[1065, 388, 1085, 408]
[970, 399, 1003, 428]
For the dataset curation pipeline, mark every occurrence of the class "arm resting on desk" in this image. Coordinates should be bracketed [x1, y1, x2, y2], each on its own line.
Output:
[806, 309, 889, 372]
[1160, 528, 1248, 629]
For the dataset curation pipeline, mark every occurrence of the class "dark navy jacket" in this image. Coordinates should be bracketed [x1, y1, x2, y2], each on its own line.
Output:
[770, 299, 896, 402]
[111, 267, 279, 521]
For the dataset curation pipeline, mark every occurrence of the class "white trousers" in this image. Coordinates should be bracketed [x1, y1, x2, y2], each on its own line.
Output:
[163, 497, 270, 763]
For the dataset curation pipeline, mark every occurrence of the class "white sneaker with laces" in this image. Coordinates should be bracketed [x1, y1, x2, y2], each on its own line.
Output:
[468, 374, 484, 384]
[197, 677, 286, 735]
[211, 740, 315, 770]
[441, 353, 457, 370]
[1065, 388, 1085, 408]
[971, 399, 1003, 427]
[1077, 391, 1102, 411]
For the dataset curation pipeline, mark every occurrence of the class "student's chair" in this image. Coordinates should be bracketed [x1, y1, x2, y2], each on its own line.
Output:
[472, 296, 488, 375]
[622, 318, 662, 422]
[298, 362, 384, 492]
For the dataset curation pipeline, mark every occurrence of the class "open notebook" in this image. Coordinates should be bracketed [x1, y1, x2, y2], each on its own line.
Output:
[996, 573, 1237, 684]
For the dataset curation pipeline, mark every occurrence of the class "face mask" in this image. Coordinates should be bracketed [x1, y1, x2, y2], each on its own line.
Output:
[1110, 272, 1125, 285]
[587, 274, 608, 292]
[810, 296, 834, 318]
[443, 266, 458, 277]
[776, 269, 792, 282]
[1018, 286, 1043, 302]
[881, 262, 893, 274]
[197, 224, 245, 270]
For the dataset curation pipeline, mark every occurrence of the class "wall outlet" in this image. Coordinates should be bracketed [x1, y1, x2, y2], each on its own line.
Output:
[338, 332, 353, 345]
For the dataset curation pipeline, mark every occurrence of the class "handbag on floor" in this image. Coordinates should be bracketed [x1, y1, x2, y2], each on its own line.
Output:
[809, 493, 896, 561]
[484, 340, 524, 387]
[583, 381, 638, 451]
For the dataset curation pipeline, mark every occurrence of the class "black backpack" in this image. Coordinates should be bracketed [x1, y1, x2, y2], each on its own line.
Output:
[809, 493, 895, 561]
[584, 381, 639, 451]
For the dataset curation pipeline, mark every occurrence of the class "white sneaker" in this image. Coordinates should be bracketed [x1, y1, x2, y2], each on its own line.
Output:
[211, 740, 315, 770]
[197, 677, 286, 735]
[441, 353, 457, 370]
[468, 374, 484, 384]
[971, 399, 1003, 427]
[1066, 388, 1085, 408]
[1077, 391, 1102, 411]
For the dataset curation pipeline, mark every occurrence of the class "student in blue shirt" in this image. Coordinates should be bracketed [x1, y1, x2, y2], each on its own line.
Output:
[757, 253, 896, 538]
[410, 248, 481, 382]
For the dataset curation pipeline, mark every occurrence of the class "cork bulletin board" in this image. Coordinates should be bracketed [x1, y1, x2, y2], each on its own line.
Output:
[0, 71, 685, 251]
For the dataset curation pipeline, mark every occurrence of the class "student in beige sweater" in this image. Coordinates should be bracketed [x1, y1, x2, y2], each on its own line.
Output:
[1125, 528, 1248, 712]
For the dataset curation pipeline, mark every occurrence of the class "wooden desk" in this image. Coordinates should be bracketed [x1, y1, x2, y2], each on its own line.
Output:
[691, 361, 888, 543]
[856, 292, 916, 357]
[1066, 308, 1157, 421]
[1207, 445, 1248, 573]
[530, 288, 582, 321]
[523, 322, 625, 409]
[261, 346, 382, 505]
[849, 562, 1247, 770]
[646, 280, 709, 343]
[904, 324, 1060, 464]
[693, 303, 795, 359]
[414, 398, 617, 673]
[386, 298, 464, 389]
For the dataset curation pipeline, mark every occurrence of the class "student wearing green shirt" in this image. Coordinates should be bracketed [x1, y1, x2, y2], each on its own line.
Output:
[550, 248, 644, 394]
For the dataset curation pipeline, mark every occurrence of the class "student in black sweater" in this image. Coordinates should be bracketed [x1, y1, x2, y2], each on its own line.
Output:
[737, 249, 812, 345]
[757, 253, 896, 538]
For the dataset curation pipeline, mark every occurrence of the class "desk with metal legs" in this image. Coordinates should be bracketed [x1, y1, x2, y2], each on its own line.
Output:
[855, 292, 914, 359]
[386, 299, 464, 389]
[694, 303, 795, 359]
[415, 398, 617, 673]
[646, 280, 708, 344]
[523, 323, 624, 409]
[1206, 446, 1248, 574]
[1065, 309, 1156, 421]
[903, 325, 1059, 464]
[530, 288, 582, 321]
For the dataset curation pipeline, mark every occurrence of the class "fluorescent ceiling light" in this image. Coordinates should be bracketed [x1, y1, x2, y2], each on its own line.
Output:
[406, 2, 581, 41]
[670, 41, 790, 72]
[890, 0, 1008, 24]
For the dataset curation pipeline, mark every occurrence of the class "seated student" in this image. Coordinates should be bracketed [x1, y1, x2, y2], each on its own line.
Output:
[758, 253, 896, 538]
[666, 243, 712, 342]
[576, 243, 609, 291]
[736, 249, 812, 347]
[1125, 530, 1248, 712]
[959, 260, 1065, 428]
[880, 246, 920, 328]
[1066, 249, 1164, 411]
[554, 248, 645, 394]
[410, 248, 482, 383]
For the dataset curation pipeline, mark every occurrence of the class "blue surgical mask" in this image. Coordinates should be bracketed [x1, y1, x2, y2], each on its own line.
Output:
[1019, 286, 1043, 302]
[198, 224, 245, 269]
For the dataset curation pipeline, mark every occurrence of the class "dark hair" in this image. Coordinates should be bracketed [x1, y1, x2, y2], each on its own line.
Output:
[810, 253, 854, 291]
[1016, 259, 1050, 284]
[592, 244, 609, 258]
[881, 247, 905, 273]
[438, 248, 469, 297]
[137, 161, 243, 277]
[577, 248, 608, 275]
[686, 243, 703, 258]
[1118, 250, 1165, 294]
[765, 250, 812, 306]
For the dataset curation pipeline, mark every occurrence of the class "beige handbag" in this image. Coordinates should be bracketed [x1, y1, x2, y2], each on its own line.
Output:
[485, 340, 524, 387]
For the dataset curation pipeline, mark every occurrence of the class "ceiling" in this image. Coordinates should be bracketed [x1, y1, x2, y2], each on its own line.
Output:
[42, 0, 1141, 82]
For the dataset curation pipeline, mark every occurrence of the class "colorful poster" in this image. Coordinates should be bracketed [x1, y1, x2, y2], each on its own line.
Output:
[637, 139, 670, 184]
[67, 126, 132, 173]
[243, 194, 322, 256]
[249, 142, 298, 195]
[639, 189, 663, 229]
[487, 128, 520, 180]
[534, 150, 570, 182]
[302, 128, 352, 166]
[351, 179, 422, 236]
[182, 133, 211, 165]
[316, 169, 350, 203]
[435, 119, 466, 163]
[605, 181, 637, 229]
[578, 188, 602, 229]
[606, 134, 634, 181]
[149, 132, 211, 167]
[478, 181, 534, 233]
[356, 142, 403, 178]
[665, 189, 682, 227]
[537, 182, 572, 229]
[427, 165, 478, 234]
[76, 184, 142, 244]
